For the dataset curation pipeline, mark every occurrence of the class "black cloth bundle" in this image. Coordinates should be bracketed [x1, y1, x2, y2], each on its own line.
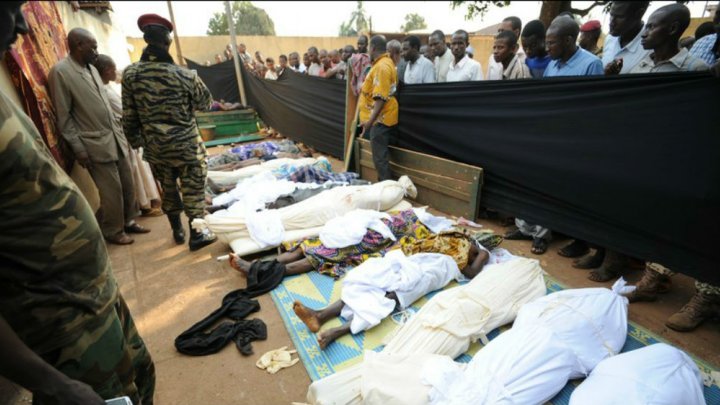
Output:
[175, 260, 286, 356]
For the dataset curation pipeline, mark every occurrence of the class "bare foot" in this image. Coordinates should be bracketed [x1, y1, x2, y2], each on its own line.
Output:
[293, 301, 321, 332]
[317, 331, 332, 349]
[316, 325, 350, 350]
[229, 254, 253, 277]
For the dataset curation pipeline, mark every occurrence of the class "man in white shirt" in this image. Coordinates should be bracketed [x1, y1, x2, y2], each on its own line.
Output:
[446, 29, 484, 82]
[487, 16, 526, 80]
[602, 1, 650, 74]
[401, 35, 435, 84]
[429, 30, 455, 82]
[307, 46, 322, 76]
[288, 51, 306, 74]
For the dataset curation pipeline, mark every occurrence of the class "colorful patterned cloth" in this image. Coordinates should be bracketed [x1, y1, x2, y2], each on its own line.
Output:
[287, 166, 359, 184]
[289, 209, 431, 278]
[400, 231, 473, 270]
[272, 158, 332, 179]
[4, 1, 72, 171]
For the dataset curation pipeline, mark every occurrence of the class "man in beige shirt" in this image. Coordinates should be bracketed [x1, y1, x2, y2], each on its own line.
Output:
[48, 28, 147, 245]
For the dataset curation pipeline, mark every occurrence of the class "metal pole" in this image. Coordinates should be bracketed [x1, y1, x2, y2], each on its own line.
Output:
[224, 0, 248, 107]
[166, 1, 184, 65]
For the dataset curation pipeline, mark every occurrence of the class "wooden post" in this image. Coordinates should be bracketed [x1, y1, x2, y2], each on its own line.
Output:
[224, 0, 248, 107]
[166, 1, 184, 65]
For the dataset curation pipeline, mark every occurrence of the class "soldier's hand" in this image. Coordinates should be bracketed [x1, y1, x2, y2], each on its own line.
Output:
[75, 151, 92, 169]
[51, 377, 104, 405]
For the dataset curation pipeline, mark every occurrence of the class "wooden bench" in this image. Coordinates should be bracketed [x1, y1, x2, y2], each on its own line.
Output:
[354, 138, 483, 219]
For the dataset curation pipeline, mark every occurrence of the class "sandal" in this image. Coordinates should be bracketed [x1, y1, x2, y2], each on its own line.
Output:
[558, 239, 590, 258]
[531, 238, 549, 255]
[504, 228, 533, 241]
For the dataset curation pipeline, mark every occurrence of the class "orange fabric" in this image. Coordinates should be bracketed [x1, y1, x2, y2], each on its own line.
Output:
[358, 53, 398, 127]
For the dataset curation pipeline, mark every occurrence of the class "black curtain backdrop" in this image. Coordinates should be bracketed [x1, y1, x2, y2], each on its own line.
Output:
[396, 73, 719, 285]
[187, 60, 719, 284]
[187, 59, 346, 157]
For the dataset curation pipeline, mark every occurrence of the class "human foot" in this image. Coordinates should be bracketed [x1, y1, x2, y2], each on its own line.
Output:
[229, 254, 253, 276]
[317, 328, 345, 349]
[293, 301, 321, 332]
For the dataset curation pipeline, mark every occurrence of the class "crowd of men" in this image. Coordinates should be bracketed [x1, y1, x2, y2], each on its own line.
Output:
[0, 1, 719, 403]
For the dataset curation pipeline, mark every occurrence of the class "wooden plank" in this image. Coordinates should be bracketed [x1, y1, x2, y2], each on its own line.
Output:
[356, 138, 484, 218]
[358, 164, 474, 218]
[357, 138, 482, 183]
[359, 159, 470, 200]
[358, 152, 474, 193]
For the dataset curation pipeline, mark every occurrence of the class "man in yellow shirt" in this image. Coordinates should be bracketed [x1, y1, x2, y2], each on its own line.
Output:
[359, 35, 398, 181]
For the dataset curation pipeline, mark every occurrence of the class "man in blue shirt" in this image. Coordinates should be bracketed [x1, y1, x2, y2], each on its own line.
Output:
[521, 20, 551, 78]
[543, 15, 604, 77]
[689, 1, 718, 66]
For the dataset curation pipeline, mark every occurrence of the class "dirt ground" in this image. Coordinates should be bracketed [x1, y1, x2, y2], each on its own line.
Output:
[2, 151, 718, 405]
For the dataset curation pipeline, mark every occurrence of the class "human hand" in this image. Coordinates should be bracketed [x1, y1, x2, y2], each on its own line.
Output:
[359, 121, 371, 138]
[604, 58, 623, 75]
[47, 377, 104, 405]
[75, 151, 92, 169]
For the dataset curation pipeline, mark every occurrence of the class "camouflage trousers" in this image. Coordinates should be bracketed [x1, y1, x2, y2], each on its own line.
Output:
[646, 262, 720, 295]
[150, 160, 207, 219]
[34, 294, 155, 405]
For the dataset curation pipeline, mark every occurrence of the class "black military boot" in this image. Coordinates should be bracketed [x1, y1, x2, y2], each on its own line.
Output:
[188, 218, 217, 251]
[168, 213, 185, 244]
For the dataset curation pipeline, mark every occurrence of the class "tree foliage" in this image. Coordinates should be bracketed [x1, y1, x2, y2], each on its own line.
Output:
[207, 1, 276, 36]
[339, 1, 370, 36]
[400, 13, 428, 32]
[451, 1, 610, 28]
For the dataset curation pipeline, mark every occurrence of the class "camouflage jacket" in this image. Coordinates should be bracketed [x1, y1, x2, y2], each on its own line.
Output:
[122, 47, 213, 167]
[0, 90, 118, 355]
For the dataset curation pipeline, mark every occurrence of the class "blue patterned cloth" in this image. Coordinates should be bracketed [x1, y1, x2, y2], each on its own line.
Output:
[287, 166, 359, 184]
[271, 158, 332, 179]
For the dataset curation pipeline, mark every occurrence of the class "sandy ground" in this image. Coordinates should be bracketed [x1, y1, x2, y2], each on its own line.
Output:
[2, 151, 718, 404]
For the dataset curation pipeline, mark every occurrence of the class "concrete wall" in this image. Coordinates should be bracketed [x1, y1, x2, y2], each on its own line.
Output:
[127, 35, 359, 65]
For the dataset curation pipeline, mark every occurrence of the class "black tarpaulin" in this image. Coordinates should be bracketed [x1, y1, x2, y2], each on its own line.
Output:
[186, 60, 719, 284]
[187, 59, 346, 157]
[396, 73, 719, 284]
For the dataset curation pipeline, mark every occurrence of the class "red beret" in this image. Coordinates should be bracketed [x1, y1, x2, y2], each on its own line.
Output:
[580, 20, 601, 32]
[137, 14, 173, 33]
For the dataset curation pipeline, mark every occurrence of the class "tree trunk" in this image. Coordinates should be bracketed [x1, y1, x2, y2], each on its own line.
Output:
[539, 0, 572, 28]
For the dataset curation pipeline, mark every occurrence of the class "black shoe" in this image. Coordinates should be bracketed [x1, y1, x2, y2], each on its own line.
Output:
[168, 214, 185, 245]
[188, 219, 217, 251]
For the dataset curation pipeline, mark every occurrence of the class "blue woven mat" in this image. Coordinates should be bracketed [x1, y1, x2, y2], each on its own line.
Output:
[270, 272, 720, 404]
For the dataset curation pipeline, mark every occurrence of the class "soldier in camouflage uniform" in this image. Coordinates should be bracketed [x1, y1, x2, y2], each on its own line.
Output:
[122, 14, 217, 251]
[0, 3, 154, 403]
[627, 262, 720, 332]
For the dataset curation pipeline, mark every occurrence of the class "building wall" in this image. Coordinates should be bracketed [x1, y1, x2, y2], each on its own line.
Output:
[127, 35, 360, 65]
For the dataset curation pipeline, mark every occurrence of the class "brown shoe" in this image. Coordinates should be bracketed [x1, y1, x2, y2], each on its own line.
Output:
[625, 268, 672, 303]
[665, 291, 720, 332]
[106, 232, 134, 245]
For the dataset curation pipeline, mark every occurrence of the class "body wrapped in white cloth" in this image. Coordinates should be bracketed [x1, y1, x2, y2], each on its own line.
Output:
[193, 176, 417, 250]
[306, 256, 546, 405]
[570, 343, 706, 405]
